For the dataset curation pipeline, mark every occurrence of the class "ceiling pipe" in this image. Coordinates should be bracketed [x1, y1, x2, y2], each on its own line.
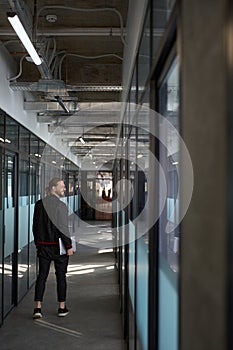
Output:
[54, 96, 70, 114]
[32, 0, 52, 79]
[35, 5, 127, 46]
[0, 27, 126, 37]
[32, 0, 37, 43]
[37, 60, 53, 79]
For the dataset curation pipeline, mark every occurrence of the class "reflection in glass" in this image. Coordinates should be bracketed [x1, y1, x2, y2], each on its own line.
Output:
[138, 9, 150, 101]
[3, 153, 15, 316]
[0, 150, 3, 322]
[5, 116, 19, 149]
[29, 161, 39, 287]
[30, 134, 39, 158]
[0, 111, 4, 143]
[19, 127, 29, 154]
[158, 57, 179, 271]
[158, 56, 179, 350]
[18, 157, 29, 300]
[152, 0, 176, 58]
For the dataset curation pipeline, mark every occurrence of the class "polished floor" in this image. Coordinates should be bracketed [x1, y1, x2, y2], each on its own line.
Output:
[0, 221, 124, 350]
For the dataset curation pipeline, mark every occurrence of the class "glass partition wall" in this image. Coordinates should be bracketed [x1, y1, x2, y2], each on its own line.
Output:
[3, 152, 17, 317]
[0, 110, 80, 325]
[114, 1, 179, 349]
[157, 55, 179, 350]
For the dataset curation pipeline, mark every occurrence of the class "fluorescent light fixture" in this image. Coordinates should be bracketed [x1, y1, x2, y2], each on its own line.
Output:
[137, 154, 143, 159]
[7, 12, 42, 65]
[34, 153, 42, 158]
[79, 137, 85, 144]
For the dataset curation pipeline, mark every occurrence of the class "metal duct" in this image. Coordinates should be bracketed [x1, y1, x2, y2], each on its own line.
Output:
[24, 100, 78, 112]
[66, 85, 122, 92]
[10, 79, 67, 92]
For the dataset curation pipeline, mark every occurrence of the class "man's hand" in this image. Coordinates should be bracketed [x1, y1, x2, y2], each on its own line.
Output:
[67, 248, 74, 256]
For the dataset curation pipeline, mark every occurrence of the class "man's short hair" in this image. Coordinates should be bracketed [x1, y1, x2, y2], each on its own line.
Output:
[48, 177, 63, 191]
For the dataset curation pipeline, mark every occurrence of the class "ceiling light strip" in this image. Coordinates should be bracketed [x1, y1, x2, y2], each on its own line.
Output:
[7, 12, 42, 65]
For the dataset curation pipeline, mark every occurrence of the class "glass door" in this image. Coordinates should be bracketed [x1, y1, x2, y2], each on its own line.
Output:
[3, 152, 17, 317]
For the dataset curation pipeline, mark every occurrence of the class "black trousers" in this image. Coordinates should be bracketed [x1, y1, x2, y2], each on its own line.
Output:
[34, 253, 69, 302]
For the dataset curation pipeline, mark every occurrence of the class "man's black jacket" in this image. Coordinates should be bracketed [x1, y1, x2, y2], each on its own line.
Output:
[33, 194, 72, 251]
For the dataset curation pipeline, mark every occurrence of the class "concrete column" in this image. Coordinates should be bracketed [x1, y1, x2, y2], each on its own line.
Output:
[180, 0, 228, 349]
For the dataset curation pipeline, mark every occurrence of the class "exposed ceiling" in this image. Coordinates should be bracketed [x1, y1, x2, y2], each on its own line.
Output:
[0, 0, 129, 169]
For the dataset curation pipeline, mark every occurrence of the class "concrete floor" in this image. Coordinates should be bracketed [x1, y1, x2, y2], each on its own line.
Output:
[0, 222, 125, 350]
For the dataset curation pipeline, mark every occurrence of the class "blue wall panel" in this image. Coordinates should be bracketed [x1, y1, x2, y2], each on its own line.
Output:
[129, 221, 135, 308]
[136, 236, 148, 350]
[158, 255, 178, 350]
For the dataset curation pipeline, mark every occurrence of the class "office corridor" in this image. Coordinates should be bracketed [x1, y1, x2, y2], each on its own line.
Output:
[0, 222, 124, 350]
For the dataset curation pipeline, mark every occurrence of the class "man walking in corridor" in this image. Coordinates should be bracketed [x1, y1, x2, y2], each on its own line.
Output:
[32, 177, 74, 319]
